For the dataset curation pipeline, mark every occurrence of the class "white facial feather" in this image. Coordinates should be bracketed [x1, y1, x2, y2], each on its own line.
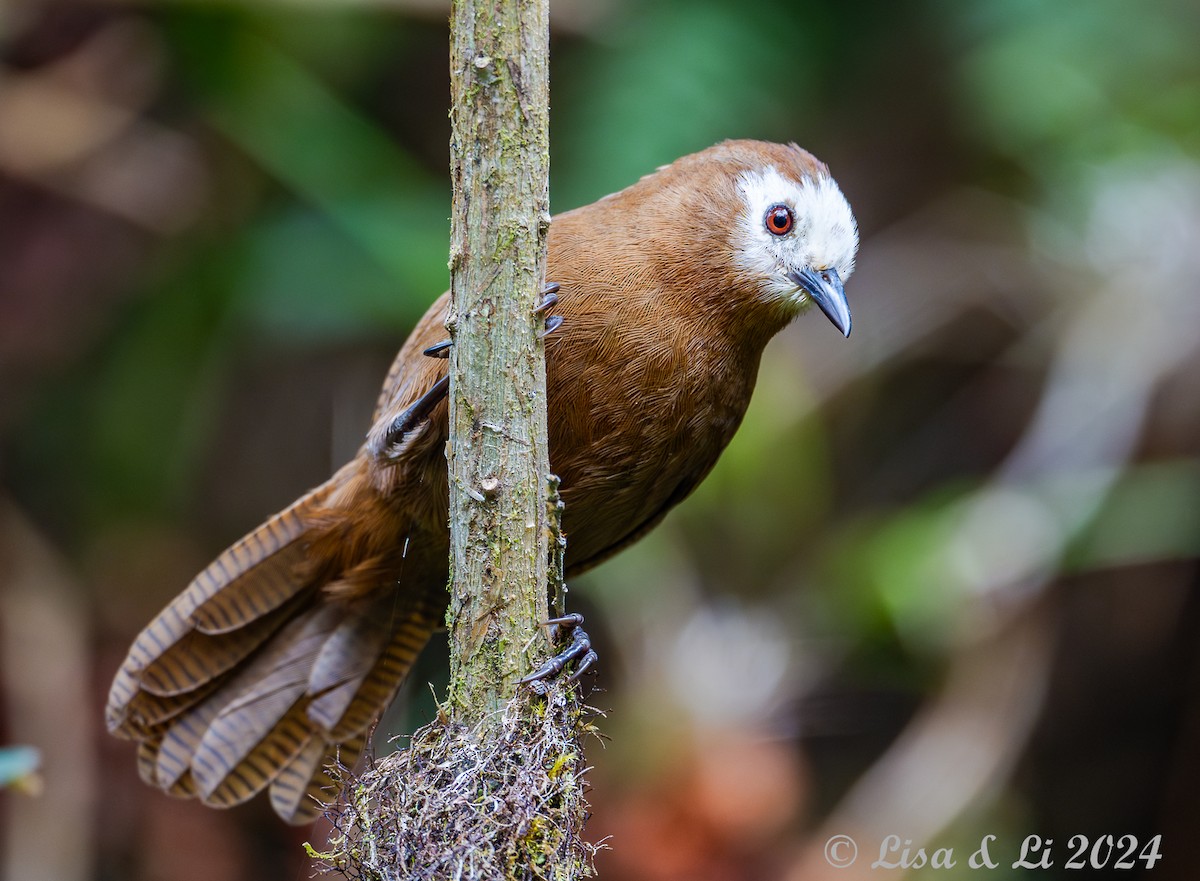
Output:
[733, 166, 859, 309]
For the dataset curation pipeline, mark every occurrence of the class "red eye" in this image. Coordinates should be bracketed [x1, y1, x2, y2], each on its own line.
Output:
[765, 204, 794, 236]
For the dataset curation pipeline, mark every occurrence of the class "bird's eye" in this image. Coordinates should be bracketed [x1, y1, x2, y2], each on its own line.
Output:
[764, 204, 794, 236]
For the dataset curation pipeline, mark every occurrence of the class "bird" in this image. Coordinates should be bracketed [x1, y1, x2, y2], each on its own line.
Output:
[106, 139, 859, 824]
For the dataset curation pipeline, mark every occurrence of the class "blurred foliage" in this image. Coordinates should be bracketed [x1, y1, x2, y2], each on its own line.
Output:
[2, 0, 1199, 880]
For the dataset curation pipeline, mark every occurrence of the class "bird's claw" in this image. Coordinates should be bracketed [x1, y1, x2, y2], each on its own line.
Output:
[537, 282, 561, 309]
[537, 282, 564, 338]
[520, 612, 597, 693]
[376, 375, 449, 453]
[423, 283, 562, 358]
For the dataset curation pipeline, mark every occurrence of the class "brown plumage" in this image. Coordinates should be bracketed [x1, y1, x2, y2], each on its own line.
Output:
[107, 139, 859, 823]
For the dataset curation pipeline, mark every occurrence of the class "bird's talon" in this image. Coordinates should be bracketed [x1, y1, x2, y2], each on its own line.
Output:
[536, 283, 562, 334]
[423, 340, 452, 359]
[567, 650, 598, 682]
[521, 612, 596, 687]
[518, 656, 564, 685]
[375, 374, 450, 455]
[535, 292, 559, 315]
[543, 613, 584, 628]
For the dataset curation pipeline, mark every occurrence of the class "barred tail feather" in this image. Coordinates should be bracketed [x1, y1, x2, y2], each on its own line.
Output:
[270, 732, 368, 824]
[106, 472, 439, 824]
[105, 483, 332, 738]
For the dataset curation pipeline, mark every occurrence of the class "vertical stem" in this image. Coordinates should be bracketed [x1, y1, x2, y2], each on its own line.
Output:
[446, 0, 552, 720]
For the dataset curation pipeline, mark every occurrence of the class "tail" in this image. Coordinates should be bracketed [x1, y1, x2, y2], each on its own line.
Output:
[106, 469, 437, 824]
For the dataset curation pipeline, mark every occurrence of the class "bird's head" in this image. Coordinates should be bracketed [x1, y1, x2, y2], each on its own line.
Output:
[728, 144, 858, 336]
[558, 140, 858, 337]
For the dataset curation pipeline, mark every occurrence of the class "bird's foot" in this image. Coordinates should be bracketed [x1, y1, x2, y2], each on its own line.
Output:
[397, 283, 560, 456]
[520, 612, 597, 694]
[536, 282, 564, 338]
[376, 374, 450, 453]
[425, 283, 562, 358]
[536, 281, 560, 313]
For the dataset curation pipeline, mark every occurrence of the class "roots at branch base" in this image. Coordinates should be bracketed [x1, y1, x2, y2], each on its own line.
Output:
[311, 685, 599, 881]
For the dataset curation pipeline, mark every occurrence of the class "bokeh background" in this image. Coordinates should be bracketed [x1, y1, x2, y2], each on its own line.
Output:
[2, 0, 1200, 879]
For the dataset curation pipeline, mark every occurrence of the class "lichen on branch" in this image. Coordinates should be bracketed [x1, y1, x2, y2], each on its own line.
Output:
[308, 1, 594, 878]
[444, 0, 553, 719]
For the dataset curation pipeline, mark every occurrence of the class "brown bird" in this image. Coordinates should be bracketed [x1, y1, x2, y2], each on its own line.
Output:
[106, 139, 859, 823]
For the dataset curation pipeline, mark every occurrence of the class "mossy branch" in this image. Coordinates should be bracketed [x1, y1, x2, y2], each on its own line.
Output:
[444, 0, 552, 720]
[314, 2, 594, 879]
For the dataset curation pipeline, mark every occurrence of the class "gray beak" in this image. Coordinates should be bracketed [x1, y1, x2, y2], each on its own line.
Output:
[789, 267, 851, 337]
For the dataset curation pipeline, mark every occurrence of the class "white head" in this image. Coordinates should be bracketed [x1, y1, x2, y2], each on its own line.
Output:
[733, 164, 859, 334]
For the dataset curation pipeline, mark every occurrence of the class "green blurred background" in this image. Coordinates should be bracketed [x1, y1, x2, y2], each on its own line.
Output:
[2, 1, 1199, 879]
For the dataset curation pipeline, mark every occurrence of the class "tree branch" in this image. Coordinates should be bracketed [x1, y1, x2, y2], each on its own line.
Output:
[445, 0, 552, 719]
[316, 3, 594, 879]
